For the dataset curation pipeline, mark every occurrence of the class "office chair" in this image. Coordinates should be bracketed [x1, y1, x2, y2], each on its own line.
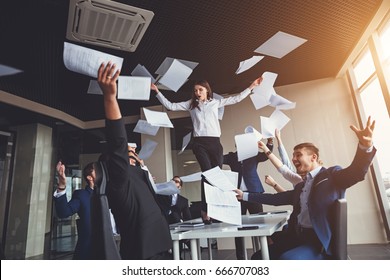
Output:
[90, 161, 121, 260]
[330, 198, 348, 260]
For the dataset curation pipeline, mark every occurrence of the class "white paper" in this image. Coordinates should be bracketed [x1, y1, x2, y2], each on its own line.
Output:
[155, 57, 199, 75]
[0, 64, 22, 77]
[180, 172, 202, 183]
[158, 59, 192, 92]
[204, 183, 239, 206]
[254, 31, 307, 59]
[202, 166, 236, 191]
[235, 55, 264, 74]
[260, 110, 290, 138]
[117, 76, 151, 100]
[178, 132, 192, 155]
[133, 119, 160, 136]
[222, 170, 239, 188]
[155, 180, 180, 195]
[137, 139, 158, 160]
[208, 204, 242, 225]
[143, 108, 174, 128]
[269, 89, 296, 110]
[244, 125, 263, 141]
[87, 80, 103, 95]
[213, 93, 225, 120]
[63, 42, 123, 78]
[250, 72, 278, 110]
[131, 64, 156, 83]
[235, 133, 259, 161]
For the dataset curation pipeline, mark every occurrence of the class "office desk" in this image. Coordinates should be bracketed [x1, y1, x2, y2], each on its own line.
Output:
[170, 212, 289, 260]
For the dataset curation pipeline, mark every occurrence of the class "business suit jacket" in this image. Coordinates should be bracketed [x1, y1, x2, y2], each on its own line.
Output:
[247, 145, 376, 256]
[54, 186, 93, 260]
[223, 143, 273, 193]
[105, 118, 172, 260]
[157, 194, 192, 224]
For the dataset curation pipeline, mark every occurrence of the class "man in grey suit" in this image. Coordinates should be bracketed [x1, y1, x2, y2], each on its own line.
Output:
[235, 117, 376, 259]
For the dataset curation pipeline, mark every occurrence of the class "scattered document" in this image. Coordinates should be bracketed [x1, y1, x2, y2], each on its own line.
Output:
[180, 172, 202, 183]
[137, 139, 158, 160]
[204, 183, 239, 207]
[0, 64, 22, 77]
[131, 64, 156, 83]
[155, 57, 199, 75]
[269, 89, 296, 110]
[87, 80, 103, 95]
[157, 59, 192, 92]
[244, 125, 263, 141]
[143, 108, 174, 128]
[213, 93, 225, 120]
[178, 132, 192, 155]
[235, 133, 259, 161]
[235, 55, 264, 74]
[254, 31, 307, 59]
[118, 76, 151, 100]
[250, 72, 278, 110]
[155, 180, 180, 195]
[133, 119, 160, 136]
[260, 109, 290, 138]
[207, 204, 242, 226]
[63, 42, 123, 78]
[202, 166, 236, 191]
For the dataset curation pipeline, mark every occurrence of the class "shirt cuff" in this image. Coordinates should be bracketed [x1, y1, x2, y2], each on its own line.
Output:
[243, 192, 249, 201]
[358, 143, 374, 153]
[53, 189, 66, 198]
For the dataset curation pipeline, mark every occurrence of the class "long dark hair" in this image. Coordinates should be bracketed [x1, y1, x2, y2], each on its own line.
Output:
[190, 80, 213, 110]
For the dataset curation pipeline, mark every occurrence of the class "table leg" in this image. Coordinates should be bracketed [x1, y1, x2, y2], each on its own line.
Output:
[173, 240, 180, 260]
[259, 236, 269, 260]
[190, 239, 198, 260]
[207, 238, 213, 260]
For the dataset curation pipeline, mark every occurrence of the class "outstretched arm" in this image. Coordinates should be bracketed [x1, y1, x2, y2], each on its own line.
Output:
[97, 62, 121, 120]
[350, 116, 375, 148]
[275, 128, 295, 171]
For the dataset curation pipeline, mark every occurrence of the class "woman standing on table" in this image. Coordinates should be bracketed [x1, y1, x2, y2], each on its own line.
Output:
[151, 76, 263, 223]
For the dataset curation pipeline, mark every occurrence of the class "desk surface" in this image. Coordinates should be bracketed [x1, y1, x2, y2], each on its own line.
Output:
[170, 211, 290, 240]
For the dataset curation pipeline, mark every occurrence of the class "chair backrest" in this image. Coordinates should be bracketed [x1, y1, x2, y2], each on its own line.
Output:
[90, 161, 121, 260]
[330, 198, 348, 260]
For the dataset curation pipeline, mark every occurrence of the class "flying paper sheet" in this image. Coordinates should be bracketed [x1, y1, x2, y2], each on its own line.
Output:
[0, 64, 22, 77]
[250, 71, 278, 110]
[137, 139, 158, 160]
[63, 42, 123, 78]
[133, 119, 160, 136]
[157, 59, 192, 92]
[143, 108, 173, 128]
[155, 57, 199, 75]
[131, 64, 156, 83]
[87, 80, 103, 95]
[202, 166, 236, 191]
[269, 89, 296, 110]
[180, 172, 202, 183]
[260, 109, 290, 138]
[235, 133, 259, 161]
[118, 76, 151, 100]
[254, 31, 307, 58]
[244, 125, 263, 141]
[178, 132, 192, 155]
[204, 183, 239, 206]
[235, 55, 264, 74]
[155, 180, 180, 195]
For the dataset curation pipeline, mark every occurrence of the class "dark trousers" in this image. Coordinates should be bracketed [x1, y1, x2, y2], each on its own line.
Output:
[251, 227, 326, 260]
[235, 200, 263, 259]
[192, 137, 223, 212]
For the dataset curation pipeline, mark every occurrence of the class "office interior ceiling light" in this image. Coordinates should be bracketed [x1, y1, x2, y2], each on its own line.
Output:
[66, 0, 154, 52]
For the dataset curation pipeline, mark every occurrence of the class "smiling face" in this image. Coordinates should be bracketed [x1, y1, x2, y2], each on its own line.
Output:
[292, 146, 319, 175]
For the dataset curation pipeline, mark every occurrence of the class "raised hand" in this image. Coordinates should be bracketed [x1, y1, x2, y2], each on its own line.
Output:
[249, 76, 264, 90]
[97, 62, 120, 98]
[56, 161, 66, 189]
[350, 116, 375, 147]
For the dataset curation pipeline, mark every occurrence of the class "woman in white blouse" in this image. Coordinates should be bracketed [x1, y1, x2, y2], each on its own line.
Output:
[151, 77, 263, 222]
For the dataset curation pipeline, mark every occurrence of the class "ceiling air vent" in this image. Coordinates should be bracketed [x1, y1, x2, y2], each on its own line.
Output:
[66, 0, 154, 52]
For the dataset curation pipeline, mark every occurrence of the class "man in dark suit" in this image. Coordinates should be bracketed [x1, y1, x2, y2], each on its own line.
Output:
[223, 138, 273, 259]
[97, 62, 172, 260]
[158, 176, 192, 224]
[53, 161, 95, 260]
[235, 117, 376, 259]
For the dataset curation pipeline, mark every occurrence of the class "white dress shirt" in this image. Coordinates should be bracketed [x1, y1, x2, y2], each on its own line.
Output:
[156, 88, 252, 137]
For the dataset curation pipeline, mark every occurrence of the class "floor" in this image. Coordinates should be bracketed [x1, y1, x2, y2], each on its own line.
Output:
[51, 236, 390, 260]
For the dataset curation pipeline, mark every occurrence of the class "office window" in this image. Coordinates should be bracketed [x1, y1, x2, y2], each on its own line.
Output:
[353, 48, 376, 89]
[379, 20, 390, 63]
